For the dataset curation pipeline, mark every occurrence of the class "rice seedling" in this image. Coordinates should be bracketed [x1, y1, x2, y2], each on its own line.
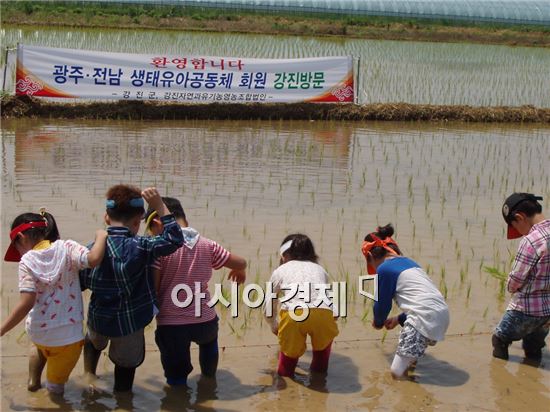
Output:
[439, 279, 448, 299]
[459, 267, 467, 284]
[483, 266, 507, 300]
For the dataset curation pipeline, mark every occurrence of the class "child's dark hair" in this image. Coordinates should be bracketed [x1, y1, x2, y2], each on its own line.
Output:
[281, 233, 318, 263]
[145, 197, 186, 222]
[11, 212, 60, 243]
[364, 223, 402, 260]
[510, 195, 543, 221]
[106, 184, 144, 222]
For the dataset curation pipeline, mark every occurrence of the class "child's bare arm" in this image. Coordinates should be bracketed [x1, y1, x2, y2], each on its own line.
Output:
[264, 297, 279, 335]
[384, 316, 400, 330]
[0, 292, 36, 337]
[87, 230, 108, 268]
[142, 187, 170, 217]
[224, 254, 247, 284]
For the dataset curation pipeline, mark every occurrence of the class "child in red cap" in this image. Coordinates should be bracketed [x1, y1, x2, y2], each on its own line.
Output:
[492, 193, 550, 361]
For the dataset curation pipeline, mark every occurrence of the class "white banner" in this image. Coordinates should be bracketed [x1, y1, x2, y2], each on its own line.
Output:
[15, 44, 354, 103]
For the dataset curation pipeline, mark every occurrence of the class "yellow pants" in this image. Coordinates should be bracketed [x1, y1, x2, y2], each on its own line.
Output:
[278, 308, 338, 359]
[35, 340, 84, 384]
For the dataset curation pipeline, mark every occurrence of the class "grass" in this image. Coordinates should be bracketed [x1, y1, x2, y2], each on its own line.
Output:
[9, 97, 550, 123]
[1, 1, 549, 47]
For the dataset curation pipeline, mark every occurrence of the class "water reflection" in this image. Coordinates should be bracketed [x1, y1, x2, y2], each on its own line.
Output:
[489, 358, 550, 411]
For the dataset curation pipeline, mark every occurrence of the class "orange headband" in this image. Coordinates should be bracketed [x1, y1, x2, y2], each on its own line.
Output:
[361, 234, 398, 274]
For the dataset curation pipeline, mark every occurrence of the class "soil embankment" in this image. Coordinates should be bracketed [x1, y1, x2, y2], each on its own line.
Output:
[2, 95, 549, 123]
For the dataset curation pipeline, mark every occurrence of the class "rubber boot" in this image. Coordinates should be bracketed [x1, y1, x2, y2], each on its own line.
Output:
[310, 342, 332, 373]
[83, 338, 102, 376]
[277, 352, 298, 377]
[27, 345, 46, 392]
[114, 365, 136, 392]
[523, 340, 543, 361]
[492, 334, 509, 360]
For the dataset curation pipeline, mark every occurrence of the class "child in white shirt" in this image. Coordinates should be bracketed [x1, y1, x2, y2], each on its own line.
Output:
[1, 211, 106, 394]
[265, 234, 339, 377]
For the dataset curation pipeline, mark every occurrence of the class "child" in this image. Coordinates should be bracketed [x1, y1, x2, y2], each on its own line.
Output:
[362, 224, 449, 379]
[492, 193, 550, 361]
[80, 185, 184, 392]
[1, 210, 107, 394]
[145, 197, 247, 386]
[265, 234, 339, 377]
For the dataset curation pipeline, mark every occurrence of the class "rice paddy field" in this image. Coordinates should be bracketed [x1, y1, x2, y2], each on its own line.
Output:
[1, 22, 550, 412]
[1, 117, 549, 411]
[2, 26, 550, 107]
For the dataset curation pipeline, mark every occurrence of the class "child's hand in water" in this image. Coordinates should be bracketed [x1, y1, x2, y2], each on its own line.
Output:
[142, 187, 169, 217]
[228, 268, 246, 284]
[371, 320, 383, 330]
[384, 316, 400, 330]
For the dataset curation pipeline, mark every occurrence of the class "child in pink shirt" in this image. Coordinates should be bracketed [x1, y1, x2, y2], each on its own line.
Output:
[146, 197, 246, 385]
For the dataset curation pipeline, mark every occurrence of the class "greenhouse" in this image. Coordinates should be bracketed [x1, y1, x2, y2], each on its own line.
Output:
[92, 0, 550, 25]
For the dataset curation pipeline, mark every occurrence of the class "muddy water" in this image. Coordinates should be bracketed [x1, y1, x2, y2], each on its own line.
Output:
[1, 119, 549, 411]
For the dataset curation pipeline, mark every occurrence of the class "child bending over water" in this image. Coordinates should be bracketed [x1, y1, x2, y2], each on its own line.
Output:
[265, 234, 339, 377]
[362, 224, 449, 379]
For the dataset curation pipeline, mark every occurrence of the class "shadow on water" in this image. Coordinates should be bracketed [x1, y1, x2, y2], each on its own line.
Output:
[158, 353, 361, 411]
[506, 349, 548, 368]
[8, 393, 74, 412]
[292, 351, 362, 394]
[489, 355, 550, 411]
[412, 353, 470, 386]
[9, 387, 118, 412]
[381, 352, 470, 387]
[156, 369, 271, 412]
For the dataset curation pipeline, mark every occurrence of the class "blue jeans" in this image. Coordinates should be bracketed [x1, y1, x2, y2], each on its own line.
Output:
[495, 310, 550, 351]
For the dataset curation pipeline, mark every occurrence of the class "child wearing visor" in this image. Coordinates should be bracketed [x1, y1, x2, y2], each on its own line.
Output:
[362, 224, 449, 379]
[1, 210, 107, 394]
